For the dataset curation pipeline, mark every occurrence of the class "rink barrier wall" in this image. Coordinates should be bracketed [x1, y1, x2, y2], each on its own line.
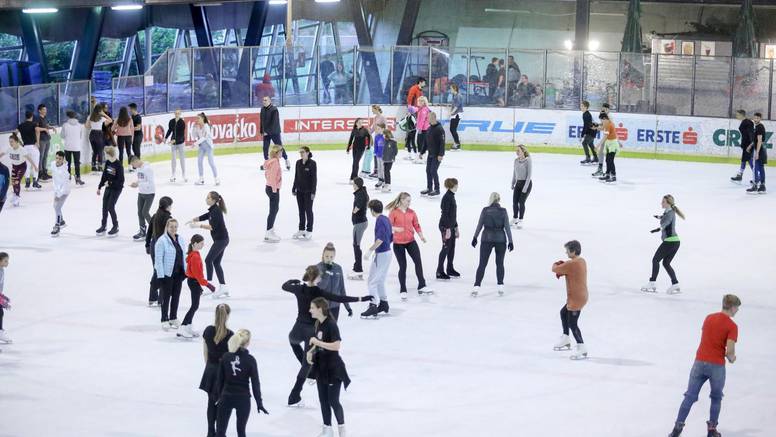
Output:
[1, 105, 774, 169]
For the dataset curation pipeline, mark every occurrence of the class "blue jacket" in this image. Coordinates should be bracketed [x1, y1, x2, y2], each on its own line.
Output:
[154, 233, 187, 278]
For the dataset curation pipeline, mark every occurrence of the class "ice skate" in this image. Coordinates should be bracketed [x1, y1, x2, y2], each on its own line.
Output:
[591, 168, 604, 177]
[51, 224, 60, 237]
[292, 230, 305, 240]
[58, 219, 66, 228]
[338, 424, 347, 437]
[33, 180, 42, 190]
[161, 321, 173, 330]
[176, 324, 194, 339]
[446, 268, 461, 279]
[213, 284, 230, 299]
[730, 173, 743, 182]
[377, 300, 390, 315]
[214, 178, 221, 186]
[381, 184, 392, 193]
[360, 303, 379, 319]
[107, 226, 119, 237]
[95, 226, 107, 236]
[420, 189, 430, 197]
[300, 231, 313, 240]
[570, 343, 588, 360]
[169, 176, 176, 183]
[640, 281, 657, 293]
[195, 177, 205, 185]
[168, 319, 181, 329]
[132, 228, 146, 241]
[428, 190, 440, 197]
[367, 172, 378, 179]
[264, 230, 280, 243]
[666, 283, 681, 295]
[515, 219, 523, 229]
[11, 195, 20, 207]
[147, 301, 159, 307]
[758, 183, 766, 194]
[497, 283, 504, 296]
[746, 183, 759, 194]
[182, 176, 188, 183]
[400, 291, 408, 301]
[510, 218, 520, 227]
[418, 286, 434, 295]
[374, 181, 383, 189]
[436, 271, 451, 280]
[605, 175, 617, 183]
[316, 425, 334, 437]
[580, 158, 591, 165]
[347, 271, 364, 280]
[553, 334, 571, 351]
[287, 394, 304, 408]
[471, 286, 480, 297]
[706, 421, 721, 437]
[285, 159, 291, 170]
[667, 423, 684, 437]
[0, 330, 12, 344]
[76, 177, 85, 186]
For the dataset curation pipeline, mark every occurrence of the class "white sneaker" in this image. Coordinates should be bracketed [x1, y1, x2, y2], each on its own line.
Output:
[316, 425, 334, 437]
[640, 281, 657, 293]
[214, 178, 220, 186]
[570, 343, 588, 360]
[666, 283, 681, 295]
[497, 284, 505, 296]
[177, 324, 194, 339]
[553, 334, 571, 351]
[196, 178, 205, 185]
[471, 286, 480, 297]
[347, 271, 364, 280]
[292, 230, 305, 239]
[212, 284, 230, 299]
[0, 330, 12, 344]
[418, 286, 434, 295]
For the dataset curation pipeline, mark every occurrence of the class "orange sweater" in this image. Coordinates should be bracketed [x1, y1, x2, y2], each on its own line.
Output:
[186, 251, 209, 286]
[389, 207, 421, 245]
[552, 257, 588, 311]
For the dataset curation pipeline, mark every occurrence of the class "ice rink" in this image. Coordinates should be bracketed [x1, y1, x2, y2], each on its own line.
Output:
[1, 149, 774, 437]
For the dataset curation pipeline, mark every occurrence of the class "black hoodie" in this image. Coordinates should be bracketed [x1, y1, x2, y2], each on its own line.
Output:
[352, 186, 369, 225]
[292, 156, 317, 194]
[216, 348, 264, 410]
[99, 159, 124, 190]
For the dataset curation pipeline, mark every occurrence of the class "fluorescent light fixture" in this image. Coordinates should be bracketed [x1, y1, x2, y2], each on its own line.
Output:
[269, 0, 287, 4]
[315, 0, 341, 2]
[111, 4, 143, 11]
[563, 40, 573, 50]
[22, 8, 58, 13]
[588, 40, 600, 51]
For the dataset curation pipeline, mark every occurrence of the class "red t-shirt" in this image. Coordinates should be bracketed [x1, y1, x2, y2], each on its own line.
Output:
[407, 84, 423, 106]
[695, 312, 738, 365]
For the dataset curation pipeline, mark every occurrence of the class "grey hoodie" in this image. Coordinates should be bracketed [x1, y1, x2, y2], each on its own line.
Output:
[659, 208, 679, 241]
[316, 261, 351, 311]
[511, 156, 532, 193]
[61, 118, 84, 152]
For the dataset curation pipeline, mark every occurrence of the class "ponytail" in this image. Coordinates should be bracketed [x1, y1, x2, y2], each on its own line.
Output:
[188, 234, 205, 254]
[227, 329, 251, 353]
[385, 192, 410, 211]
[664, 194, 686, 220]
[213, 303, 231, 344]
[8, 132, 20, 146]
[209, 191, 227, 214]
[302, 265, 320, 283]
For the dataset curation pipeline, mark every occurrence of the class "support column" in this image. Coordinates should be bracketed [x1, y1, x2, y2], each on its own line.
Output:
[349, 0, 386, 103]
[386, 0, 420, 102]
[189, 4, 213, 47]
[244, 0, 269, 47]
[574, 0, 590, 51]
[71, 7, 107, 80]
[18, 11, 49, 83]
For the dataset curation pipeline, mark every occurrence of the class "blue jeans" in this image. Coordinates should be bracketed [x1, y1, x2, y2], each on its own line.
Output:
[197, 141, 218, 178]
[754, 158, 766, 184]
[361, 147, 373, 173]
[675, 360, 726, 427]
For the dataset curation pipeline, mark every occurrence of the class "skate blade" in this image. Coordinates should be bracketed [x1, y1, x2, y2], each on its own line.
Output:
[553, 345, 571, 351]
[470, 293, 478, 297]
[640, 288, 657, 293]
[359, 315, 379, 319]
[287, 402, 306, 408]
[570, 354, 588, 361]
[175, 334, 195, 340]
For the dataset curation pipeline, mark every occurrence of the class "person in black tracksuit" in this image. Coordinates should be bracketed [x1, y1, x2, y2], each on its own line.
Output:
[422, 113, 445, 196]
[437, 178, 460, 280]
[292, 146, 317, 237]
[199, 304, 233, 437]
[350, 179, 369, 278]
[129, 103, 143, 159]
[471, 192, 514, 296]
[346, 119, 371, 182]
[96, 147, 124, 235]
[145, 196, 173, 305]
[190, 192, 230, 297]
[580, 100, 598, 164]
[215, 329, 268, 437]
[259, 96, 288, 168]
[282, 266, 371, 406]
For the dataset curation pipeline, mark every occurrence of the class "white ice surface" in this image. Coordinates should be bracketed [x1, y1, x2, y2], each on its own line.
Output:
[0, 150, 774, 437]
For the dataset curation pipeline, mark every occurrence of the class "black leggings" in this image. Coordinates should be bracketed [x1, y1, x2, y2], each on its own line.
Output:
[183, 278, 201, 326]
[512, 180, 532, 220]
[560, 305, 583, 343]
[296, 192, 314, 232]
[288, 321, 315, 403]
[132, 132, 143, 158]
[405, 129, 417, 153]
[89, 130, 104, 167]
[582, 134, 597, 160]
[101, 187, 122, 227]
[383, 161, 393, 184]
[206, 238, 229, 284]
[159, 275, 183, 322]
[474, 241, 506, 286]
[350, 147, 364, 180]
[265, 186, 279, 230]
[449, 115, 461, 145]
[417, 130, 427, 155]
[605, 151, 616, 176]
[216, 394, 250, 437]
[117, 135, 133, 166]
[393, 241, 427, 292]
[650, 241, 680, 284]
[64, 151, 81, 178]
[207, 393, 218, 437]
[0, 306, 4, 330]
[437, 225, 456, 273]
[148, 252, 158, 303]
[317, 379, 345, 426]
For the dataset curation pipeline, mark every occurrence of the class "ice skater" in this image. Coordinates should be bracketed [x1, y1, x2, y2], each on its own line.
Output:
[34, 104, 54, 181]
[154, 218, 187, 330]
[381, 130, 398, 193]
[437, 178, 460, 280]
[60, 110, 85, 185]
[579, 100, 598, 165]
[592, 103, 612, 177]
[551, 240, 589, 360]
[471, 192, 513, 297]
[145, 196, 173, 306]
[667, 294, 740, 437]
[349, 178, 369, 280]
[86, 106, 111, 172]
[2, 133, 38, 207]
[372, 124, 386, 188]
[16, 111, 41, 190]
[282, 266, 370, 406]
[730, 109, 754, 183]
[308, 297, 351, 437]
[263, 145, 283, 242]
[387, 192, 434, 299]
[421, 112, 445, 197]
[360, 199, 393, 318]
[188, 191, 230, 298]
[129, 156, 156, 241]
[179, 234, 216, 339]
[597, 112, 619, 183]
[511, 144, 533, 228]
[96, 146, 124, 236]
[292, 146, 317, 240]
[200, 303, 233, 437]
[50, 152, 71, 237]
[128, 103, 143, 161]
[316, 243, 353, 321]
[260, 95, 289, 171]
[214, 329, 268, 437]
[746, 112, 767, 194]
[449, 83, 463, 150]
[369, 105, 386, 177]
[0, 252, 11, 344]
[408, 96, 430, 163]
[112, 106, 135, 167]
[641, 194, 685, 295]
[192, 112, 219, 186]
[0, 161, 8, 213]
[346, 118, 371, 182]
[165, 109, 187, 182]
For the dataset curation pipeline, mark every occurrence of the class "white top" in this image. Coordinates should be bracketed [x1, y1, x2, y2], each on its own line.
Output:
[88, 119, 104, 131]
[60, 119, 84, 152]
[7, 146, 28, 166]
[52, 162, 71, 197]
[135, 163, 155, 194]
[191, 123, 213, 147]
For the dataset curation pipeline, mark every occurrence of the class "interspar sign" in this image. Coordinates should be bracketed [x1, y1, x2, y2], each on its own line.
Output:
[142, 112, 261, 146]
[284, 117, 397, 133]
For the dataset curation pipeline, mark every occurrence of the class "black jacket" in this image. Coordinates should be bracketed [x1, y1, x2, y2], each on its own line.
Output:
[198, 204, 229, 240]
[165, 118, 186, 145]
[473, 203, 513, 245]
[425, 123, 446, 158]
[439, 190, 457, 229]
[145, 209, 171, 252]
[216, 348, 264, 410]
[582, 111, 596, 137]
[352, 186, 369, 224]
[99, 160, 124, 190]
[282, 280, 365, 324]
[739, 119, 755, 148]
[347, 127, 371, 152]
[260, 105, 281, 135]
[292, 157, 317, 194]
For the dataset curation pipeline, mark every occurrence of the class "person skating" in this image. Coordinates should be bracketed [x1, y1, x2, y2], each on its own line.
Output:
[292, 146, 317, 240]
[580, 100, 598, 165]
[408, 96, 430, 163]
[421, 112, 445, 197]
[50, 152, 71, 237]
[16, 111, 41, 190]
[369, 105, 386, 177]
[511, 144, 533, 228]
[361, 199, 393, 318]
[404, 79, 425, 159]
[641, 194, 685, 294]
[437, 178, 460, 280]
[260, 96, 289, 171]
[95, 146, 124, 236]
[145, 196, 173, 306]
[308, 297, 352, 437]
[60, 110, 85, 185]
[592, 103, 611, 177]
[263, 145, 283, 242]
[449, 83, 463, 150]
[317, 243, 353, 321]
[0, 252, 11, 344]
[348, 178, 369, 280]
[372, 124, 386, 188]
[200, 303, 233, 437]
[164, 109, 188, 182]
[346, 118, 371, 182]
[381, 130, 398, 193]
[34, 104, 55, 181]
[471, 192, 513, 297]
[282, 266, 370, 406]
[387, 192, 433, 299]
[179, 234, 217, 339]
[214, 329, 269, 437]
[746, 112, 767, 194]
[129, 157, 156, 241]
[1, 133, 38, 207]
[86, 106, 111, 172]
[730, 109, 754, 183]
[188, 191, 231, 298]
[128, 103, 143, 162]
[154, 218, 187, 330]
[192, 112, 220, 186]
[111, 106, 135, 167]
[596, 112, 619, 183]
[551, 240, 589, 360]
[0, 161, 8, 213]
[667, 294, 741, 437]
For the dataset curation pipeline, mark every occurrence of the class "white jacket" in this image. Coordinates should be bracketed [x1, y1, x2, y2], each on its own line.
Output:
[52, 162, 71, 197]
[60, 119, 84, 152]
[135, 163, 155, 195]
[191, 123, 213, 147]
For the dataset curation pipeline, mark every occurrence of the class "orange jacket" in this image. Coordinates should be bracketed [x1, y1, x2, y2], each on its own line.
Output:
[407, 84, 423, 106]
[552, 257, 588, 311]
[186, 251, 209, 286]
[389, 207, 421, 245]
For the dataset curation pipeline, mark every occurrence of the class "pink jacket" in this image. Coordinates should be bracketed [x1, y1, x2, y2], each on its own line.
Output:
[389, 207, 422, 245]
[113, 120, 134, 137]
[409, 105, 430, 131]
[264, 157, 282, 192]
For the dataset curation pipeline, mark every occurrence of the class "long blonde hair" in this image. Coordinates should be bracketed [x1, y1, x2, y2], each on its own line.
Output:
[386, 192, 411, 211]
[663, 194, 686, 220]
[488, 192, 501, 206]
[228, 329, 251, 353]
[517, 144, 530, 157]
[417, 96, 428, 107]
[213, 303, 231, 344]
[269, 145, 282, 159]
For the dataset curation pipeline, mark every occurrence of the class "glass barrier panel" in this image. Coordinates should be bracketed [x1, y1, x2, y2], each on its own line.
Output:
[509, 49, 546, 108]
[732, 57, 770, 117]
[545, 50, 582, 110]
[694, 56, 731, 118]
[583, 51, 618, 110]
[193, 47, 221, 110]
[250, 46, 283, 107]
[59, 80, 90, 124]
[145, 51, 169, 114]
[656, 55, 692, 116]
[466, 49, 506, 107]
[221, 47, 250, 109]
[391, 46, 430, 105]
[284, 45, 318, 105]
[18, 83, 59, 126]
[112, 76, 144, 116]
[619, 53, 654, 113]
[429, 48, 467, 105]
[168, 48, 192, 111]
[0, 87, 18, 132]
[355, 47, 391, 105]
[318, 44, 354, 105]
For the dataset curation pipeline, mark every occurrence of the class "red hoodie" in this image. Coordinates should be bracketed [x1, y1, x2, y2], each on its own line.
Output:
[186, 251, 209, 286]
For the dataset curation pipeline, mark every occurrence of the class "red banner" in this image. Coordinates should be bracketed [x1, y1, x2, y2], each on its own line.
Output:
[145, 113, 262, 145]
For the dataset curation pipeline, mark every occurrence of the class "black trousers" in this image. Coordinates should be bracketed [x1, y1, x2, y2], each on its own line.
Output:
[265, 186, 279, 230]
[393, 241, 426, 292]
[132, 132, 143, 158]
[89, 130, 104, 167]
[605, 151, 616, 176]
[216, 394, 250, 437]
[262, 133, 285, 160]
[582, 134, 597, 160]
[296, 192, 314, 232]
[437, 226, 456, 274]
[101, 187, 122, 227]
[650, 241, 680, 284]
[64, 151, 81, 178]
[159, 275, 184, 322]
[207, 393, 218, 437]
[474, 241, 506, 287]
[426, 157, 441, 191]
[449, 114, 461, 145]
[405, 129, 417, 153]
[0, 306, 4, 330]
[417, 130, 427, 155]
[117, 135, 133, 166]
[350, 147, 364, 180]
[512, 181, 532, 220]
[383, 161, 393, 184]
[206, 238, 229, 284]
[148, 252, 159, 303]
[317, 379, 345, 426]
[560, 305, 584, 343]
[183, 278, 202, 326]
[288, 321, 315, 403]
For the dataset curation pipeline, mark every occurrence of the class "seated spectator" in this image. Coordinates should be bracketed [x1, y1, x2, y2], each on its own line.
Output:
[515, 75, 537, 107]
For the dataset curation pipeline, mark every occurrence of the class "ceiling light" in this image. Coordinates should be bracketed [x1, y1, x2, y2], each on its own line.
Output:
[588, 40, 600, 51]
[269, 0, 287, 4]
[22, 8, 58, 13]
[563, 40, 573, 51]
[111, 4, 143, 11]
[315, 0, 341, 2]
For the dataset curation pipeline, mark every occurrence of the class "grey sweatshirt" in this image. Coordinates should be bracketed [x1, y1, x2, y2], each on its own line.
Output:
[659, 208, 679, 241]
[512, 157, 532, 193]
[316, 261, 351, 311]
